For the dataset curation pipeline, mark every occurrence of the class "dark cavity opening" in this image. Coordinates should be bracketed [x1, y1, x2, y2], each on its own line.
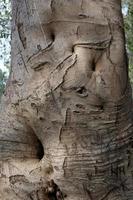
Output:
[76, 86, 87, 94]
[36, 139, 44, 160]
[76, 86, 88, 97]
[39, 116, 45, 121]
[92, 60, 96, 71]
[26, 125, 44, 160]
[72, 46, 75, 53]
[100, 105, 104, 110]
[37, 44, 42, 51]
[51, 32, 55, 41]
[78, 14, 87, 18]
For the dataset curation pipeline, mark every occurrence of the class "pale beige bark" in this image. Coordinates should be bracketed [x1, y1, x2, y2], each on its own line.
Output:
[0, 0, 133, 199]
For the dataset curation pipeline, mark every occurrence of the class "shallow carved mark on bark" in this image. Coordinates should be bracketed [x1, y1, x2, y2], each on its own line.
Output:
[49, 54, 77, 91]
[74, 39, 112, 50]
[17, 23, 27, 49]
[17, 47, 29, 73]
[27, 41, 53, 64]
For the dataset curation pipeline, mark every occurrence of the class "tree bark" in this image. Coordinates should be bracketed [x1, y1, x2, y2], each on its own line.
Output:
[0, 0, 133, 199]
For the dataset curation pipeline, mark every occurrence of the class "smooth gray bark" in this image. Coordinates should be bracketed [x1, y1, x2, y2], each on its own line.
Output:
[0, 0, 133, 199]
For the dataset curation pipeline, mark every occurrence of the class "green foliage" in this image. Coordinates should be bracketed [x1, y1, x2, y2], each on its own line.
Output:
[0, 69, 7, 99]
[123, 0, 133, 52]
[0, 0, 11, 101]
[0, 0, 11, 38]
[128, 54, 133, 85]
[122, 0, 133, 84]
[0, 0, 11, 68]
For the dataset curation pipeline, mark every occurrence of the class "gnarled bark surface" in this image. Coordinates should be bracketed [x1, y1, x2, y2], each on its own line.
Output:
[0, 0, 133, 199]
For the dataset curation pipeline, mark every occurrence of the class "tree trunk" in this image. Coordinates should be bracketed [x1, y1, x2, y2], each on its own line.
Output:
[0, 0, 133, 199]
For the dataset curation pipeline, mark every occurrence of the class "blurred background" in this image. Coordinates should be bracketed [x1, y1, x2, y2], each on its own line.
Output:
[0, 0, 132, 100]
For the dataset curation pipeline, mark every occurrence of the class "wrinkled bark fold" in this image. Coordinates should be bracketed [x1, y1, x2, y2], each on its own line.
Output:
[0, 0, 133, 199]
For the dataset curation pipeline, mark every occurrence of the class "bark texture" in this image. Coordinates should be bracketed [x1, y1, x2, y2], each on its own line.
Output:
[0, 0, 133, 199]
